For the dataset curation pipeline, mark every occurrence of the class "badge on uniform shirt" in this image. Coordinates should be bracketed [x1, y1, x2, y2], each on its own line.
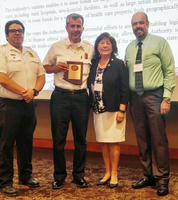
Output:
[28, 52, 34, 57]
[84, 53, 88, 59]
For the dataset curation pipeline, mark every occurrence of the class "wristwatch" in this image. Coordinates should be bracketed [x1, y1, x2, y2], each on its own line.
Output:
[33, 89, 39, 96]
[163, 97, 171, 104]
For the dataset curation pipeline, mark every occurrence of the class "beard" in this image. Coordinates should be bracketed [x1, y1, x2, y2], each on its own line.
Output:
[134, 28, 145, 40]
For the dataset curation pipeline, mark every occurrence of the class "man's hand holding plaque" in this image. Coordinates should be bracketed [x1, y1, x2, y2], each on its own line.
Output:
[55, 62, 69, 72]
[63, 61, 83, 85]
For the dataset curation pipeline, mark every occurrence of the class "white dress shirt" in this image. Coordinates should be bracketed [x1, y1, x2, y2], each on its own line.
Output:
[0, 43, 45, 100]
[43, 38, 94, 90]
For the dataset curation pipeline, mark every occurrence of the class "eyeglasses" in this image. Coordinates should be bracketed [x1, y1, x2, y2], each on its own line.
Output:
[8, 29, 23, 34]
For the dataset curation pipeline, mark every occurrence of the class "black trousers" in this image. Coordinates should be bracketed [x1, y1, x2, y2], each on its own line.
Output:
[130, 87, 169, 183]
[0, 98, 36, 187]
[50, 88, 90, 180]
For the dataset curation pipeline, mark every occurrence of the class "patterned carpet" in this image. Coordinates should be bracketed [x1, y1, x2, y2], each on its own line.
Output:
[0, 157, 178, 200]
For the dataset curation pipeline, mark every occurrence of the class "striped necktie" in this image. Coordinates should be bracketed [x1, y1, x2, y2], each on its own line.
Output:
[135, 42, 144, 95]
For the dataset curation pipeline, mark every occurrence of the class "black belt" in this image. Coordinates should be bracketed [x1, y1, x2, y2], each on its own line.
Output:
[55, 86, 86, 94]
[131, 86, 163, 96]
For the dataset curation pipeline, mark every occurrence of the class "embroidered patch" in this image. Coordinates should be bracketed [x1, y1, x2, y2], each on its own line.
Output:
[84, 53, 88, 59]
[29, 52, 34, 57]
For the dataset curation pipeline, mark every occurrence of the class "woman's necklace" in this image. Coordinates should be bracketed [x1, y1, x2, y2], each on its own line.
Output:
[98, 57, 110, 69]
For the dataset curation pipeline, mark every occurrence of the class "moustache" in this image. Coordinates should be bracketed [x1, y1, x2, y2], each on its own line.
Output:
[135, 28, 143, 32]
[72, 31, 80, 34]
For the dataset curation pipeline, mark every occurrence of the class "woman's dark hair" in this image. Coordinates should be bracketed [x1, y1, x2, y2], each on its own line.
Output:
[93, 32, 118, 59]
[5, 20, 25, 35]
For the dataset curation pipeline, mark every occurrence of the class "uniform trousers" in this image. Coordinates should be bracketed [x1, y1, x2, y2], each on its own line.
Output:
[50, 87, 90, 180]
[0, 98, 36, 187]
[130, 87, 169, 183]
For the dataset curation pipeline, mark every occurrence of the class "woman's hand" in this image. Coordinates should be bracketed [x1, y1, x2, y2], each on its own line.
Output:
[116, 111, 125, 123]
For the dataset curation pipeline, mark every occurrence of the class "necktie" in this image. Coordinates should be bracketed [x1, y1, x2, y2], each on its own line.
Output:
[135, 42, 144, 95]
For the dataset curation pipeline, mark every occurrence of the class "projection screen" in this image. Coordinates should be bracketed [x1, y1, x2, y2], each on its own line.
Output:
[0, 0, 178, 100]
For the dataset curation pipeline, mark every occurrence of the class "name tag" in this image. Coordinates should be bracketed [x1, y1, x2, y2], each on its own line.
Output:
[134, 63, 143, 72]
[94, 83, 102, 92]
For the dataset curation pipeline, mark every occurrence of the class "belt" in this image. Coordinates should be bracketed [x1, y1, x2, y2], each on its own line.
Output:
[55, 86, 86, 94]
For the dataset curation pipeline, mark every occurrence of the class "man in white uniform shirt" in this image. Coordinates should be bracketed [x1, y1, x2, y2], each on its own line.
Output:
[0, 20, 45, 197]
[43, 13, 93, 189]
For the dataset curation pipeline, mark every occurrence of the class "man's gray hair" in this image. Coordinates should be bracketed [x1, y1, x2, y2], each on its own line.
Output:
[66, 13, 84, 26]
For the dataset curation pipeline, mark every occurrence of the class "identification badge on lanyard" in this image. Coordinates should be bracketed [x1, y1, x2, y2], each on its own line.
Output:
[94, 83, 103, 92]
[134, 63, 143, 72]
